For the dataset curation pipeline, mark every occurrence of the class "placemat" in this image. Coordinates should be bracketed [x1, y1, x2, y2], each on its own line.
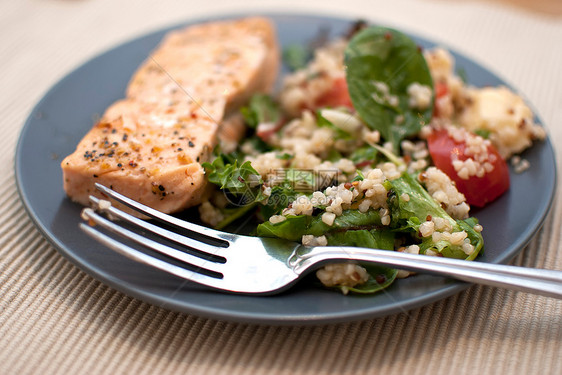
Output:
[1, 1, 560, 374]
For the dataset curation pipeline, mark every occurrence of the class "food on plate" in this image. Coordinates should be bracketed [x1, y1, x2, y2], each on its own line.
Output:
[61, 17, 279, 213]
[64, 16, 546, 294]
[198, 21, 545, 294]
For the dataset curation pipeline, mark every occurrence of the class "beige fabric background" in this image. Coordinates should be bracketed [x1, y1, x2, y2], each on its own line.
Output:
[1, 0, 561, 374]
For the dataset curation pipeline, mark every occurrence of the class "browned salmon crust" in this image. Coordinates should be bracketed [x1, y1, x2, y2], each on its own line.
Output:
[61, 17, 279, 213]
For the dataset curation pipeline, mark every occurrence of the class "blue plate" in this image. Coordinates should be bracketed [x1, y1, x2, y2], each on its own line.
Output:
[15, 13, 557, 325]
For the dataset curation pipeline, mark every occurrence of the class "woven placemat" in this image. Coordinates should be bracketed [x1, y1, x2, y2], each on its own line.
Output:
[1, 1, 560, 374]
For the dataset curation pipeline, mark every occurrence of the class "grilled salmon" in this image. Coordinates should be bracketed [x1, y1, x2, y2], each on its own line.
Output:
[61, 17, 279, 213]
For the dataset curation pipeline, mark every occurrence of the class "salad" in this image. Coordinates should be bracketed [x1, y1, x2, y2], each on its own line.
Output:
[198, 23, 545, 294]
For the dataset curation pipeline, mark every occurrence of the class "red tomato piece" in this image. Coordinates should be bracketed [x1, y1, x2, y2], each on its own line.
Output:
[427, 129, 510, 207]
[432, 81, 449, 118]
[314, 77, 354, 109]
[435, 81, 448, 98]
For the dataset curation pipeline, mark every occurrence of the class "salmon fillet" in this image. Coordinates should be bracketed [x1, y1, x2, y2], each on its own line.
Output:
[61, 17, 279, 213]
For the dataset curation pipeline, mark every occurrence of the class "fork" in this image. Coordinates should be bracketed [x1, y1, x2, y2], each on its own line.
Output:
[79, 183, 562, 298]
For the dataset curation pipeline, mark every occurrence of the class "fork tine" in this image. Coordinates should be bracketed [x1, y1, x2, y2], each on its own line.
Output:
[89, 196, 229, 258]
[94, 183, 233, 244]
[80, 223, 228, 290]
[81, 208, 225, 275]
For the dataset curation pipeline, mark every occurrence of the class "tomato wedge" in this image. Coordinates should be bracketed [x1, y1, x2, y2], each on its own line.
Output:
[314, 77, 354, 109]
[427, 128, 510, 207]
[432, 81, 448, 118]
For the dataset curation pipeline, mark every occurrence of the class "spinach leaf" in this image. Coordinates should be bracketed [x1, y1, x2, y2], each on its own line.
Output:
[343, 265, 397, 294]
[258, 212, 397, 294]
[349, 145, 379, 165]
[259, 185, 299, 220]
[327, 228, 394, 249]
[325, 229, 397, 294]
[283, 168, 316, 191]
[256, 209, 384, 241]
[326, 148, 343, 162]
[259, 168, 318, 220]
[257, 215, 310, 241]
[418, 219, 483, 260]
[344, 26, 434, 152]
[283, 44, 311, 71]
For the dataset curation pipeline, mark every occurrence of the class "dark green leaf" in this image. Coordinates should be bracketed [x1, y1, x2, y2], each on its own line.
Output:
[327, 228, 394, 249]
[388, 172, 483, 259]
[256, 214, 310, 241]
[326, 148, 343, 162]
[276, 153, 294, 160]
[258, 168, 317, 220]
[256, 209, 384, 241]
[325, 229, 397, 293]
[457, 217, 484, 260]
[214, 202, 259, 230]
[283, 44, 311, 71]
[387, 172, 455, 229]
[344, 26, 434, 152]
[343, 265, 397, 294]
[474, 129, 492, 139]
[284, 168, 316, 191]
[351, 170, 365, 182]
[259, 185, 299, 220]
[349, 146, 379, 165]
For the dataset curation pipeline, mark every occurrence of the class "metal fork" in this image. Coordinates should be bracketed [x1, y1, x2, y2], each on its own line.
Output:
[80, 183, 562, 298]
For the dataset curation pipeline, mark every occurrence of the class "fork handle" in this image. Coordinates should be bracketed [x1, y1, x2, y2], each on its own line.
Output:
[294, 247, 562, 299]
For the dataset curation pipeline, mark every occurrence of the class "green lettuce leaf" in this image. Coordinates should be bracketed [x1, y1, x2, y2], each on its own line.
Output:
[388, 172, 483, 259]
[387, 172, 456, 229]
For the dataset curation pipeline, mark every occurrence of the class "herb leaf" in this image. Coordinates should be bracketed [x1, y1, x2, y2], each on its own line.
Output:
[240, 94, 281, 129]
[202, 155, 266, 205]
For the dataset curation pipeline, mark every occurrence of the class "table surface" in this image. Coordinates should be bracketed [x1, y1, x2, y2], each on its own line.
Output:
[1, 0, 561, 374]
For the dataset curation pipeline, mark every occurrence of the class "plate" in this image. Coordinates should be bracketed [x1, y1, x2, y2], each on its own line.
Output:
[15, 13, 557, 325]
